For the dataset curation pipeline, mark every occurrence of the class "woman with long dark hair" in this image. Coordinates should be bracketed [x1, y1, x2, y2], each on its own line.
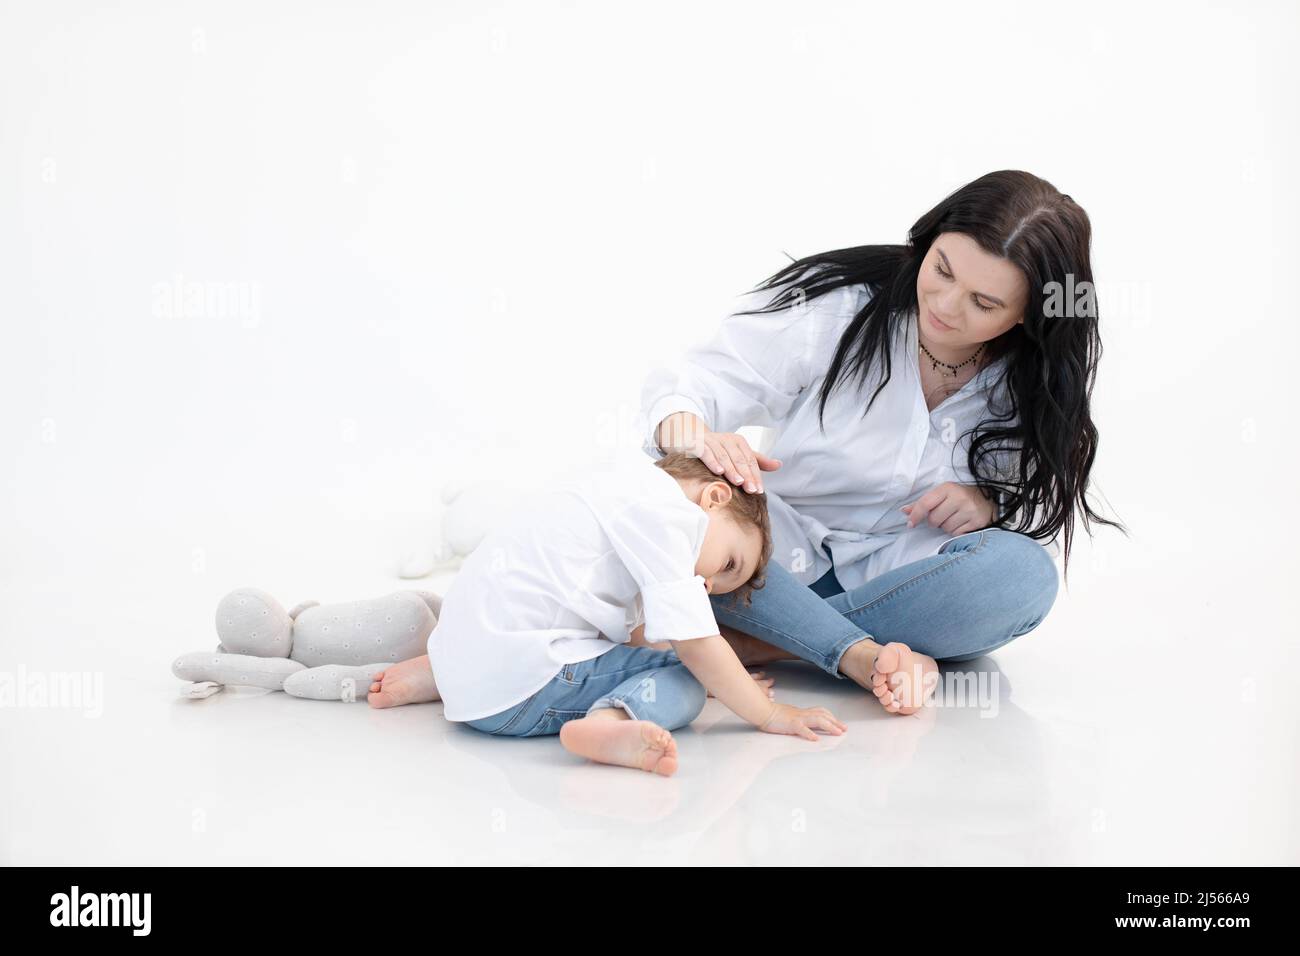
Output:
[641, 170, 1126, 714]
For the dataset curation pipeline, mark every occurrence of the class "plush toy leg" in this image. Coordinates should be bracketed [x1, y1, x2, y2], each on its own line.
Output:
[173, 652, 305, 692]
[282, 663, 389, 702]
[178, 646, 229, 696]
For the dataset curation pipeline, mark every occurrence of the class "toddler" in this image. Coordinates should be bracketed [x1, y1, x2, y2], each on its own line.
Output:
[369, 450, 845, 775]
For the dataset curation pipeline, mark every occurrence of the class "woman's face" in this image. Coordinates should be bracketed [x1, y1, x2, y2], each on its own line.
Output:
[916, 232, 1028, 348]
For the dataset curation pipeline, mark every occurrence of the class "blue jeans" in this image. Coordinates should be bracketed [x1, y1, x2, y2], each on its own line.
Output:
[464, 644, 706, 737]
[710, 528, 1059, 674]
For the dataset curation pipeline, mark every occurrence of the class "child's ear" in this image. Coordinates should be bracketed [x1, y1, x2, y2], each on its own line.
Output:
[706, 480, 734, 509]
[696, 478, 738, 509]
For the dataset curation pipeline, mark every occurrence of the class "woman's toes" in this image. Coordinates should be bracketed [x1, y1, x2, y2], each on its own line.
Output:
[874, 643, 903, 675]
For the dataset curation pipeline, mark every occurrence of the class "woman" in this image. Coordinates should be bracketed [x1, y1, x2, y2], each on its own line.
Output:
[641, 170, 1126, 715]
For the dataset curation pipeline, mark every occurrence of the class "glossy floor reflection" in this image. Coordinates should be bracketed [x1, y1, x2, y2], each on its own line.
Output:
[2, 517, 1296, 866]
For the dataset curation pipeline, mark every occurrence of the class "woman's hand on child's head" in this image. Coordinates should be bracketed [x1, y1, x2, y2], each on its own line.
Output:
[659, 413, 780, 494]
[692, 431, 781, 495]
[758, 702, 847, 741]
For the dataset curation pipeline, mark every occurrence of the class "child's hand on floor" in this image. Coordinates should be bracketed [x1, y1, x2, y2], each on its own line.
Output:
[758, 703, 847, 741]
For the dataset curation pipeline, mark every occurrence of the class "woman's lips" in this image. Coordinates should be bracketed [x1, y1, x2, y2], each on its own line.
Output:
[927, 306, 955, 331]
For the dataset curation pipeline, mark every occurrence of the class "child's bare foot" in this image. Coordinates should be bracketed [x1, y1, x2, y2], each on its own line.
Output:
[367, 654, 440, 708]
[870, 642, 939, 715]
[559, 713, 679, 776]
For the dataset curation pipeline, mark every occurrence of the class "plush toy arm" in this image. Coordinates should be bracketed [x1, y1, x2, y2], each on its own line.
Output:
[287, 600, 319, 619]
[172, 651, 306, 692]
[282, 663, 390, 703]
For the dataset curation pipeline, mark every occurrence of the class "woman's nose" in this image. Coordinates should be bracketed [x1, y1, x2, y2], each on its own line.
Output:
[937, 286, 963, 316]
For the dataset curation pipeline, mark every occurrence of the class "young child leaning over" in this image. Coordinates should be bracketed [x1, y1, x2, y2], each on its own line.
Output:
[368, 450, 846, 776]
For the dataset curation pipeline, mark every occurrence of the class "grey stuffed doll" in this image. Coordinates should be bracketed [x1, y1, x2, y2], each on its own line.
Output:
[172, 587, 441, 702]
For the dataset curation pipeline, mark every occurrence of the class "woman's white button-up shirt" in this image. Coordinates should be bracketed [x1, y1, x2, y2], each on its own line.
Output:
[640, 281, 1060, 592]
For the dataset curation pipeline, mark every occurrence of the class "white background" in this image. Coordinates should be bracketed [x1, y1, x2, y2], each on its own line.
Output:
[2, 0, 1297, 864]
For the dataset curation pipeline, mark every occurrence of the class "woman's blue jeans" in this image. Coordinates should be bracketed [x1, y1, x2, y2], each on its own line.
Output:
[464, 645, 706, 738]
[709, 528, 1060, 675]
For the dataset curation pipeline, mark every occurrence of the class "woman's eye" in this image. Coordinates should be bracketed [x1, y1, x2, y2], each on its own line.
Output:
[726, 559, 736, 572]
[936, 260, 994, 312]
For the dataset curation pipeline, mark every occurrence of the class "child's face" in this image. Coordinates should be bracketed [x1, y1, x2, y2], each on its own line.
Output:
[688, 480, 764, 595]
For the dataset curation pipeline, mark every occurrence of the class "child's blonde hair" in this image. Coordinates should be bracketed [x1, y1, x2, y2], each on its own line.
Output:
[653, 452, 773, 608]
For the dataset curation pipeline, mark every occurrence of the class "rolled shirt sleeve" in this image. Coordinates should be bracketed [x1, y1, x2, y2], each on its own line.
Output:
[596, 494, 719, 643]
[639, 577, 719, 644]
[640, 281, 840, 458]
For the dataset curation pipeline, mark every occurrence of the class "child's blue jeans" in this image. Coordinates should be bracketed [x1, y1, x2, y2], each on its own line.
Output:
[464, 644, 706, 737]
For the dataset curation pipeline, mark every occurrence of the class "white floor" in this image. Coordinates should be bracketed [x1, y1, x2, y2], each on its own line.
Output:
[2, 494, 1296, 866]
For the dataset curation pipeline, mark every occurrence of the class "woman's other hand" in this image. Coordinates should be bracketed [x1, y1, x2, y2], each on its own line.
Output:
[901, 481, 997, 535]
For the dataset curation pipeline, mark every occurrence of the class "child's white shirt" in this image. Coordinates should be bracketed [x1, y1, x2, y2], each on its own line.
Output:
[428, 451, 719, 722]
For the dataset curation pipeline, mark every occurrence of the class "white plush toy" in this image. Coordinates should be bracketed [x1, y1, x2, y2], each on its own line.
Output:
[397, 479, 524, 579]
[172, 588, 441, 702]
[176, 479, 520, 700]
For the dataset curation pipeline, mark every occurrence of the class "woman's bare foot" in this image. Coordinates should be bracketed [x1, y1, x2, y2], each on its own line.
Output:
[559, 712, 679, 776]
[367, 654, 440, 708]
[869, 642, 939, 715]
